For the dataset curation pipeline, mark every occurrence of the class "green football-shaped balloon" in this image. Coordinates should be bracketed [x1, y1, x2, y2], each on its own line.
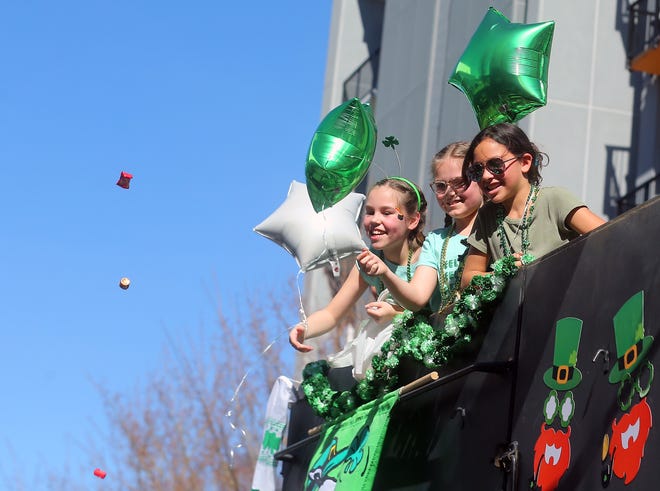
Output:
[305, 98, 377, 212]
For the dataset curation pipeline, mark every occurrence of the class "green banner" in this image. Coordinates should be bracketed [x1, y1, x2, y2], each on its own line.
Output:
[305, 390, 399, 490]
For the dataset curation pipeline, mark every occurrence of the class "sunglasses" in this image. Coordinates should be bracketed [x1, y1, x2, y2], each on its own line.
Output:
[429, 177, 468, 195]
[466, 155, 519, 182]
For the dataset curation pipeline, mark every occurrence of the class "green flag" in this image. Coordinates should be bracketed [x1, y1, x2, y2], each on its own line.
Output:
[305, 390, 399, 490]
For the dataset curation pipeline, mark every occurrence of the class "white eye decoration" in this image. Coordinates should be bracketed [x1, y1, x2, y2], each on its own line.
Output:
[543, 390, 559, 424]
[559, 391, 575, 427]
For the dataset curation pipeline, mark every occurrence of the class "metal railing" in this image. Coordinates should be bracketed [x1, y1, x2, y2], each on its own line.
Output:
[616, 173, 660, 214]
[627, 0, 660, 63]
[342, 49, 380, 103]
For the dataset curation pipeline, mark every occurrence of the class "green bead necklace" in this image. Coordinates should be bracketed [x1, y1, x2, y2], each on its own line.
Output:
[377, 248, 413, 294]
[437, 222, 465, 315]
[496, 184, 539, 263]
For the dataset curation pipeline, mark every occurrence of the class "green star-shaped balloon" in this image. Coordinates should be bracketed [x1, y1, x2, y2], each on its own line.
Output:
[448, 7, 555, 129]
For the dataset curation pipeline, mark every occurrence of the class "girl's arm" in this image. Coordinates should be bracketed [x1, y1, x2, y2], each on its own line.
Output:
[289, 264, 368, 352]
[460, 247, 489, 289]
[566, 206, 606, 234]
[381, 265, 438, 311]
[357, 249, 438, 311]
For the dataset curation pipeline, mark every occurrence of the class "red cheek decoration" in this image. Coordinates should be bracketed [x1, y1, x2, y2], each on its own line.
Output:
[93, 468, 107, 479]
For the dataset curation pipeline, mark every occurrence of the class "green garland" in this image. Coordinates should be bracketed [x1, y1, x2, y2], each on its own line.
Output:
[300, 255, 521, 420]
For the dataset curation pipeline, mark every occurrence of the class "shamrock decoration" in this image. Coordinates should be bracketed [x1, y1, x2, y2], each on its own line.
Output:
[382, 135, 402, 173]
[382, 136, 399, 148]
[448, 7, 555, 129]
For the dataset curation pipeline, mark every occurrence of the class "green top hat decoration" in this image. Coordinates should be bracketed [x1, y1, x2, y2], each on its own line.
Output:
[543, 317, 583, 391]
[609, 291, 654, 384]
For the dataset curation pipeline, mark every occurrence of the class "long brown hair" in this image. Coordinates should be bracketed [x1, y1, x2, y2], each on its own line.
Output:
[463, 123, 546, 185]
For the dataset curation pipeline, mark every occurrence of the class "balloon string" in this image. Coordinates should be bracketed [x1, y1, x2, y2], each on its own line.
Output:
[225, 285, 307, 468]
[296, 269, 309, 340]
[369, 159, 390, 180]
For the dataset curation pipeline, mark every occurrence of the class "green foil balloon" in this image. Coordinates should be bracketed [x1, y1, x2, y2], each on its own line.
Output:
[448, 7, 555, 129]
[306, 98, 377, 212]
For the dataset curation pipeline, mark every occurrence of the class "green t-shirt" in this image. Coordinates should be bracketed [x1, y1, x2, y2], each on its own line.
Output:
[467, 186, 585, 263]
[418, 227, 468, 312]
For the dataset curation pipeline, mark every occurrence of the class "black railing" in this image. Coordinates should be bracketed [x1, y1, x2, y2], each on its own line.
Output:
[274, 360, 512, 461]
[627, 0, 660, 64]
[342, 49, 380, 104]
[616, 173, 660, 214]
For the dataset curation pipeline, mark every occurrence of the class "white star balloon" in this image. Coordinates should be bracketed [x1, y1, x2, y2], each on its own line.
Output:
[254, 180, 366, 273]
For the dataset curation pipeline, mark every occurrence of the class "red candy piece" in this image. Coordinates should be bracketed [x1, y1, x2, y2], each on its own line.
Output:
[116, 171, 133, 189]
[93, 468, 107, 479]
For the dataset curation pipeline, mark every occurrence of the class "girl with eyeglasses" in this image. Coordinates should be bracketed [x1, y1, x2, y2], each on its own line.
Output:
[357, 142, 482, 317]
[460, 122, 605, 288]
[290, 177, 429, 382]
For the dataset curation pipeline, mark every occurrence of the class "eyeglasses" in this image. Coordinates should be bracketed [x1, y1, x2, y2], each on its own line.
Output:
[429, 177, 468, 195]
[466, 155, 519, 182]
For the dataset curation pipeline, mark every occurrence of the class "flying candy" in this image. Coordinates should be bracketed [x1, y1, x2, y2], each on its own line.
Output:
[93, 468, 107, 479]
[116, 171, 133, 189]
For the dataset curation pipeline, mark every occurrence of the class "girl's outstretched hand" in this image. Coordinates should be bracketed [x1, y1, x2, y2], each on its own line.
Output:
[365, 301, 401, 324]
[357, 248, 388, 276]
[289, 324, 313, 352]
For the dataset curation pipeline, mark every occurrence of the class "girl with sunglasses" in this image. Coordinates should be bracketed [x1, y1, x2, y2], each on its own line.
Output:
[358, 142, 482, 317]
[290, 177, 429, 382]
[460, 123, 605, 288]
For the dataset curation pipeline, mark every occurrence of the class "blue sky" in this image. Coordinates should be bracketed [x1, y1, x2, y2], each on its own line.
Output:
[0, 1, 331, 487]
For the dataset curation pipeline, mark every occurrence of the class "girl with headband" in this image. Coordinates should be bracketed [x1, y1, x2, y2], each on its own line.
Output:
[289, 176, 431, 383]
[358, 142, 482, 318]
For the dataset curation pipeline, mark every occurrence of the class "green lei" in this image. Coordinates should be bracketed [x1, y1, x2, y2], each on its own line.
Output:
[300, 255, 520, 420]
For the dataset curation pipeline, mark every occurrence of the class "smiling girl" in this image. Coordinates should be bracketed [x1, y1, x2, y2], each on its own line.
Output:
[289, 177, 429, 380]
[460, 123, 605, 288]
[358, 142, 482, 317]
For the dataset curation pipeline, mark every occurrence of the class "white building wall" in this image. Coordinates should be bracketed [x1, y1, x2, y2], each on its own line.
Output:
[523, 0, 634, 217]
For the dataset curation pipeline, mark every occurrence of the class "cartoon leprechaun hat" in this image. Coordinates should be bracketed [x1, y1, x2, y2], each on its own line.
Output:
[543, 317, 583, 390]
[608, 291, 654, 384]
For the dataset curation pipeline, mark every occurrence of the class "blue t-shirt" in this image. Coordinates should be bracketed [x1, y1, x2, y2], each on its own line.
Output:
[418, 227, 469, 312]
[359, 249, 435, 309]
[358, 244, 446, 312]
[358, 248, 416, 291]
